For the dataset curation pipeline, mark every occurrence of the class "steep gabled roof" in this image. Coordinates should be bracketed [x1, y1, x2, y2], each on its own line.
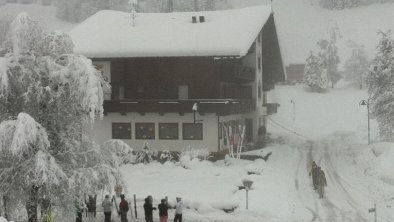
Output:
[70, 5, 272, 58]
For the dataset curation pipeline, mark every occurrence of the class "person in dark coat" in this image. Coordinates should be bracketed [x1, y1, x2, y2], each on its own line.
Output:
[158, 198, 169, 222]
[310, 161, 319, 190]
[144, 195, 156, 222]
[74, 199, 84, 222]
[119, 194, 129, 222]
[317, 167, 327, 198]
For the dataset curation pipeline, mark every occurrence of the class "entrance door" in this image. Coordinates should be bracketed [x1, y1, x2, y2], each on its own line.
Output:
[178, 85, 189, 100]
[245, 119, 253, 143]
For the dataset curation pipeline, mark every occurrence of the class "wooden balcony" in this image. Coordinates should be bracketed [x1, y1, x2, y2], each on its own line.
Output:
[103, 99, 256, 116]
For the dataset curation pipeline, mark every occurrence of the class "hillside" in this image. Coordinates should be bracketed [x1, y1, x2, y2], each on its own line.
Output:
[272, 0, 394, 67]
[0, 3, 75, 32]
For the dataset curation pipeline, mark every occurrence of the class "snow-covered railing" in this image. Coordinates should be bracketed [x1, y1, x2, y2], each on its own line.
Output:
[103, 99, 255, 116]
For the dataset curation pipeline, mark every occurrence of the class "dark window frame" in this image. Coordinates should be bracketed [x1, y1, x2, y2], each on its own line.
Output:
[159, 123, 179, 140]
[112, 122, 132, 139]
[135, 122, 155, 140]
[182, 123, 203, 140]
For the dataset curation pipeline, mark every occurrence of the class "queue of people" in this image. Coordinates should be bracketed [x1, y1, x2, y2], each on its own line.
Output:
[75, 194, 184, 222]
[143, 196, 184, 222]
[310, 161, 327, 198]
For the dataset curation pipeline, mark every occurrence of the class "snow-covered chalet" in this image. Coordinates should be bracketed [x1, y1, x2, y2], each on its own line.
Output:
[70, 5, 285, 152]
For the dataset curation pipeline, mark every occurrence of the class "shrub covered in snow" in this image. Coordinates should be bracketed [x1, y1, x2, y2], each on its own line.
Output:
[135, 142, 157, 164]
[159, 150, 176, 163]
[179, 148, 212, 169]
[101, 139, 134, 165]
[245, 159, 266, 175]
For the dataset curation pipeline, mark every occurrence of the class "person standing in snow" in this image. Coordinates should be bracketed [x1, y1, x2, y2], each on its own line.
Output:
[102, 195, 112, 222]
[174, 197, 183, 222]
[317, 167, 327, 198]
[144, 195, 156, 222]
[119, 194, 129, 222]
[85, 194, 97, 221]
[158, 198, 169, 222]
[74, 199, 84, 222]
[310, 161, 319, 190]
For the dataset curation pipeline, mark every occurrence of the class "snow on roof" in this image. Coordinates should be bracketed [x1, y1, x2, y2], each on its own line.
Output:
[70, 5, 272, 58]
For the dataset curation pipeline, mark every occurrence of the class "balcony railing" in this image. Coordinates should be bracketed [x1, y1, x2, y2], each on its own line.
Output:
[104, 99, 256, 116]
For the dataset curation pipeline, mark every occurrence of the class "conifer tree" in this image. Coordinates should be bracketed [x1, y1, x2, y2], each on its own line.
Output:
[303, 52, 328, 92]
[344, 41, 369, 89]
[367, 31, 394, 141]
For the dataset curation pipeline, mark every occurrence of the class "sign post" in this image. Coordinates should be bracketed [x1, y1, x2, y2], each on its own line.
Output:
[242, 179, 253, 210]
[368, 204, 377, 222]
[359, 99, 370, 145]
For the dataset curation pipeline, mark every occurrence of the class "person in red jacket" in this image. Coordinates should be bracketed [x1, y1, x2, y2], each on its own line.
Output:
[119, 194, 129, 222]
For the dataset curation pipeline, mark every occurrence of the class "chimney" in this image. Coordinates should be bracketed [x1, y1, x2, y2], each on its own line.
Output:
[192, 16, 197, 23]
[199, 16, 205, 23]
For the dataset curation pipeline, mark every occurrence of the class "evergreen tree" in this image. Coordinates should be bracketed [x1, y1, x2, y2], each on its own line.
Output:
[344, 40, 369, 89]
[0, 14, 128, 221]
[303, 52, 328, 92]
[317, 36, 341, 88]
[367, 31, 394, 141]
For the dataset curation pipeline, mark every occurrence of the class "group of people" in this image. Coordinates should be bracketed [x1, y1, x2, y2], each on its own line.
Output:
[75, 194, 184, 222]
[75, 193, 129, 222]
[143, 196, 184, 222]
[310, 161, 327, 198]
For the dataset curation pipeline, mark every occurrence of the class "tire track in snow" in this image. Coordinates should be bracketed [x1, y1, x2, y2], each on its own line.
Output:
[294, 145, 322, 222]
[322, 144, 368, 222]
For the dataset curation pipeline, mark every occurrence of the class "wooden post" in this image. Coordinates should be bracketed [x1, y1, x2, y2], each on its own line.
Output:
[134, 194, 137, 219]
[374, 204, 377, 222]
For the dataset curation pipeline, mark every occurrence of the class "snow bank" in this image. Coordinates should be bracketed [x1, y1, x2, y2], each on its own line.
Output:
[0, 217, 7, 222]
[369, 143, 394, 185]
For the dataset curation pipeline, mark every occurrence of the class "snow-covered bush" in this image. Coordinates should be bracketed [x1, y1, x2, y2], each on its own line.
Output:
[180, 147, 211, 161]
[101, 139, 134, 165]
[135, 142, 156, 164]
[245, 159, 266, 175]
[178, 148, 212, 169]
[159, 150, 176, 163]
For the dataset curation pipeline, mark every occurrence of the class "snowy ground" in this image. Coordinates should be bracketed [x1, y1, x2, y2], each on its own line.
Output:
[93, 82, 392, 222]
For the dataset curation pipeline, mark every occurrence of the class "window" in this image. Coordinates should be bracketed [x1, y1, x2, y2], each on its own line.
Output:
[178, 85, 189, 99]
[183, 123, 203, 140]
[159, 123, 179, 140]
[112, 123, 131, 139]
[135, 123, 155, 139]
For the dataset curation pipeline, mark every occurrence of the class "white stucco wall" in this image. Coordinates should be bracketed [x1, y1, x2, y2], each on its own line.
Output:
[91, 112, 220, 152]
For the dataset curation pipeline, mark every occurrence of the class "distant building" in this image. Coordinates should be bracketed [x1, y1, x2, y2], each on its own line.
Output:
[286, 63, 305, 83]
[70, 5, 285, 152]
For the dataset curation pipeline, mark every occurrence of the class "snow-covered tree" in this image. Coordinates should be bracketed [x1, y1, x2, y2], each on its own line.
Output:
[318, 37, 341, 88]
[0, 14, 124, 221]
[303, 52, 328, 91]
[344, 40, 369, 89]
[367, 31, 394, 141]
